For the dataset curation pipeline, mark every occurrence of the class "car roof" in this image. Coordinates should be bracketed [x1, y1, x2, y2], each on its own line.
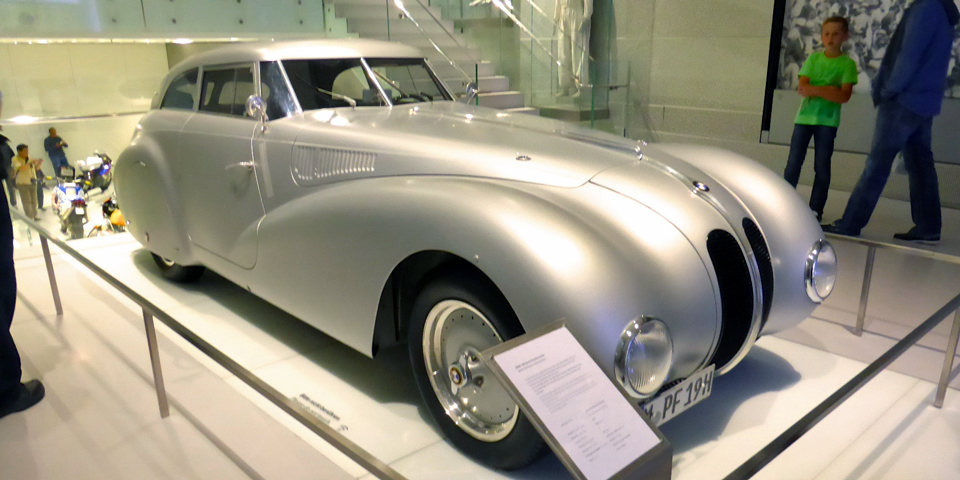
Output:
[172, 39, 425, 73]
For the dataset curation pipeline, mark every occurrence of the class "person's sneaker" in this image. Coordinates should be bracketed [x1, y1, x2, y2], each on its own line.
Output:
[0, 379, 45, 419]
[893, 228, 940, 245]
[821, 222, 860, 237]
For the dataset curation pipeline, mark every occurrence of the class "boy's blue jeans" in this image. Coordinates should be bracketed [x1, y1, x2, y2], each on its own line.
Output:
[834, 101, 941, 236]
[783, 123, 837, 218]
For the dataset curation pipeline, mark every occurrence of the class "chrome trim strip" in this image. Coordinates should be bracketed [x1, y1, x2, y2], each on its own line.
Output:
[360, 58, 393, 107]
[275, 60, 304, 116]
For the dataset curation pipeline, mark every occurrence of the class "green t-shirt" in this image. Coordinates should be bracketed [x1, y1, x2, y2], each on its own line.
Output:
[795, 51, 859, 128]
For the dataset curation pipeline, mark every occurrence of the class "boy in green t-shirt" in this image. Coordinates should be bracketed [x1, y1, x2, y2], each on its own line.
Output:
[783, 16, 858, 222]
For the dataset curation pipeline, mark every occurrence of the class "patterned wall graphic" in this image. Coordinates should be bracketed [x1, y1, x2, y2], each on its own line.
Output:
[778, 0, 960, 97]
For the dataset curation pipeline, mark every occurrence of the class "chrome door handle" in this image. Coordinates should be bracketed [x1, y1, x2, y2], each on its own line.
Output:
[225, 161, 255, 172]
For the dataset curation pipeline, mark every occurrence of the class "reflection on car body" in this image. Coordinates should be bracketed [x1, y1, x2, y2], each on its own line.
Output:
[115, 39, 837, 470]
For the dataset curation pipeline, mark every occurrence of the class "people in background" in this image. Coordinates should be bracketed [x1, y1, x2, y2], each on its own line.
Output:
[43, 127, 68, 177]
[823, 0, 960, 244]
[783, 16, 859, 222]
[11, 144, 41, 221]
[34, 151, 44, 211]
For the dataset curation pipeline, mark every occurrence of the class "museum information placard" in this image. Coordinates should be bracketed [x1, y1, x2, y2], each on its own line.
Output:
[488, 325, 664, 480]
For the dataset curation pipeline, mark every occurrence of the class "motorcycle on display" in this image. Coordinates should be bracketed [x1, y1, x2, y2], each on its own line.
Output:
[76, 152, 113, 194]
[87, 197, 125, 237]
[51, 166, 89, 239]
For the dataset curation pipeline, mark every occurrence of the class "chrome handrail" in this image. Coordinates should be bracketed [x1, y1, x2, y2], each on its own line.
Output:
[392, 0, 474, 83]
[722, 233, 960, 478]
[9, 210, 407, 480]
[724, 291, 960, 479]
[822, 233, 960, 336]
[412, 0, 478, 65]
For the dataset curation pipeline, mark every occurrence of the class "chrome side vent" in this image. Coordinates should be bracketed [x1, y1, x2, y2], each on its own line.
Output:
[292, 146, 375, 185]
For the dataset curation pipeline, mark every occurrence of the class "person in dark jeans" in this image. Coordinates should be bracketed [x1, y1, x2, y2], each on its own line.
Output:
[783, 17, 858, 222]
[0, 153, 45, 420]
[822, 0, 960, 244]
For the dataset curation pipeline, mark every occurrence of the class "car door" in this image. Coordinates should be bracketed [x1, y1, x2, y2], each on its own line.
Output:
[178, 63, 265, 269]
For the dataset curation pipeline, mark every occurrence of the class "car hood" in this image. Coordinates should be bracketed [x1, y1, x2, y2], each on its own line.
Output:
[293, 101, 643, 188]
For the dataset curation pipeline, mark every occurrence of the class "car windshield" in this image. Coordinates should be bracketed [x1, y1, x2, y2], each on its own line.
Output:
[281, 57, 450, 110]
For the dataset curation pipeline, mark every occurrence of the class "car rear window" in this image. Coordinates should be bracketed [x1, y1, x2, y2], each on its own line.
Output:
[160, 68, 199, 110]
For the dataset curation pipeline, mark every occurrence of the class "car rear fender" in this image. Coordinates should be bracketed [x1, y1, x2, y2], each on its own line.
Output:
[115, 134, 196, 265]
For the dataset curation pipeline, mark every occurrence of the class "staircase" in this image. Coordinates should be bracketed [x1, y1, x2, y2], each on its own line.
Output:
[324, 0, 536, 113]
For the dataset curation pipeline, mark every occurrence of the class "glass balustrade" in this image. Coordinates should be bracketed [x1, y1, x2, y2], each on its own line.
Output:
[323, 0, 645, 136]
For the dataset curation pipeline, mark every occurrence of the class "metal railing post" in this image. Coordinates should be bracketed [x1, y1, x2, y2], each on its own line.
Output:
[934, 308, 960, 408]
[855, 244, 877, 336]
[40, 236, 64, 316]
[142, 308, 170, 418]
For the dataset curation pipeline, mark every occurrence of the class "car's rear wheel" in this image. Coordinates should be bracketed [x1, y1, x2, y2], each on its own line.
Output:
[151, 253, 205, 282]
[408, 268, 545, 470]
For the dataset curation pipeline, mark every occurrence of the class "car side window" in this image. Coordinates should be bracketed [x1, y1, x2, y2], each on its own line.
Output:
[199, 65, 256, 117]
[259, 61, 297, 120]
[160, 68, 199, 110]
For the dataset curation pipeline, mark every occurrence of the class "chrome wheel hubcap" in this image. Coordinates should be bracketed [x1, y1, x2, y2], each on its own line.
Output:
[422, 299, 518, 442]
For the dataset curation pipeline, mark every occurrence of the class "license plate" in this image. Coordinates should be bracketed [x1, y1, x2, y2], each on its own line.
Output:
[640, 364, 715, 426]
[75, 207, 85, 215]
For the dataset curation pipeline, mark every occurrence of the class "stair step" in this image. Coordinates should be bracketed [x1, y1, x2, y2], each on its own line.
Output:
[504, 106, 540, 115]
[367, 33, 472, 52]
[443, 75, 509, 93]
[473, 90, 525, 109]
[328, 0, 400, 5]
[335, 3, 444, 21]
[347, 18, 454, 36]
[434, 60, 494, 77]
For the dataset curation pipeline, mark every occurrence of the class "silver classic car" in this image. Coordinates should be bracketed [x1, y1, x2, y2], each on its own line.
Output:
[115, 39, 837, 469]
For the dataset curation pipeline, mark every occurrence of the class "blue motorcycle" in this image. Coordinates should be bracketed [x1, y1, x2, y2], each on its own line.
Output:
[76, 152, 113, 194]
[51, 166, 88, 239]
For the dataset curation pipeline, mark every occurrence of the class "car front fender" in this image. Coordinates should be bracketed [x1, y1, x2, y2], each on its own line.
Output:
[248, 176, 720, 381]
[653, 144, 824, 333]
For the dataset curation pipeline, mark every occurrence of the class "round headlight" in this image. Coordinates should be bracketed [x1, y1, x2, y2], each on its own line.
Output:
[614, 318, 673, 398]
[805, 239, 837, 302]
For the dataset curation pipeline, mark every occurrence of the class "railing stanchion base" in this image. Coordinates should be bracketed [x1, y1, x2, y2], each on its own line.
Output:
[855, 244, 877, 337]
[40, 236, 63, 316]
[934, 308, 960, 408]
[143, 308, 170, 418]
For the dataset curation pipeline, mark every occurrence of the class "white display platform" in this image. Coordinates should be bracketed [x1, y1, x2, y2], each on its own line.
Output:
[45, 233, 960, 479]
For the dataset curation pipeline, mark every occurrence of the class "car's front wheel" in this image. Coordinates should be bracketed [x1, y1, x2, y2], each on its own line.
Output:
[151, 253, 205, 282]
[408, 268, 546, 470]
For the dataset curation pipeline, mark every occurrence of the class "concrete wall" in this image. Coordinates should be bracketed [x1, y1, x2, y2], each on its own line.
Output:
[0, 43, 167, 177]
[614, 0, 960, 210]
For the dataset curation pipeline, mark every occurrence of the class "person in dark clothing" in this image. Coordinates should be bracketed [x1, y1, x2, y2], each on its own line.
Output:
[43, 127, 68, 177]
[0, 152, 45, 420]
[0, 130, 14, 207]
[823, 0, 960, 244]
